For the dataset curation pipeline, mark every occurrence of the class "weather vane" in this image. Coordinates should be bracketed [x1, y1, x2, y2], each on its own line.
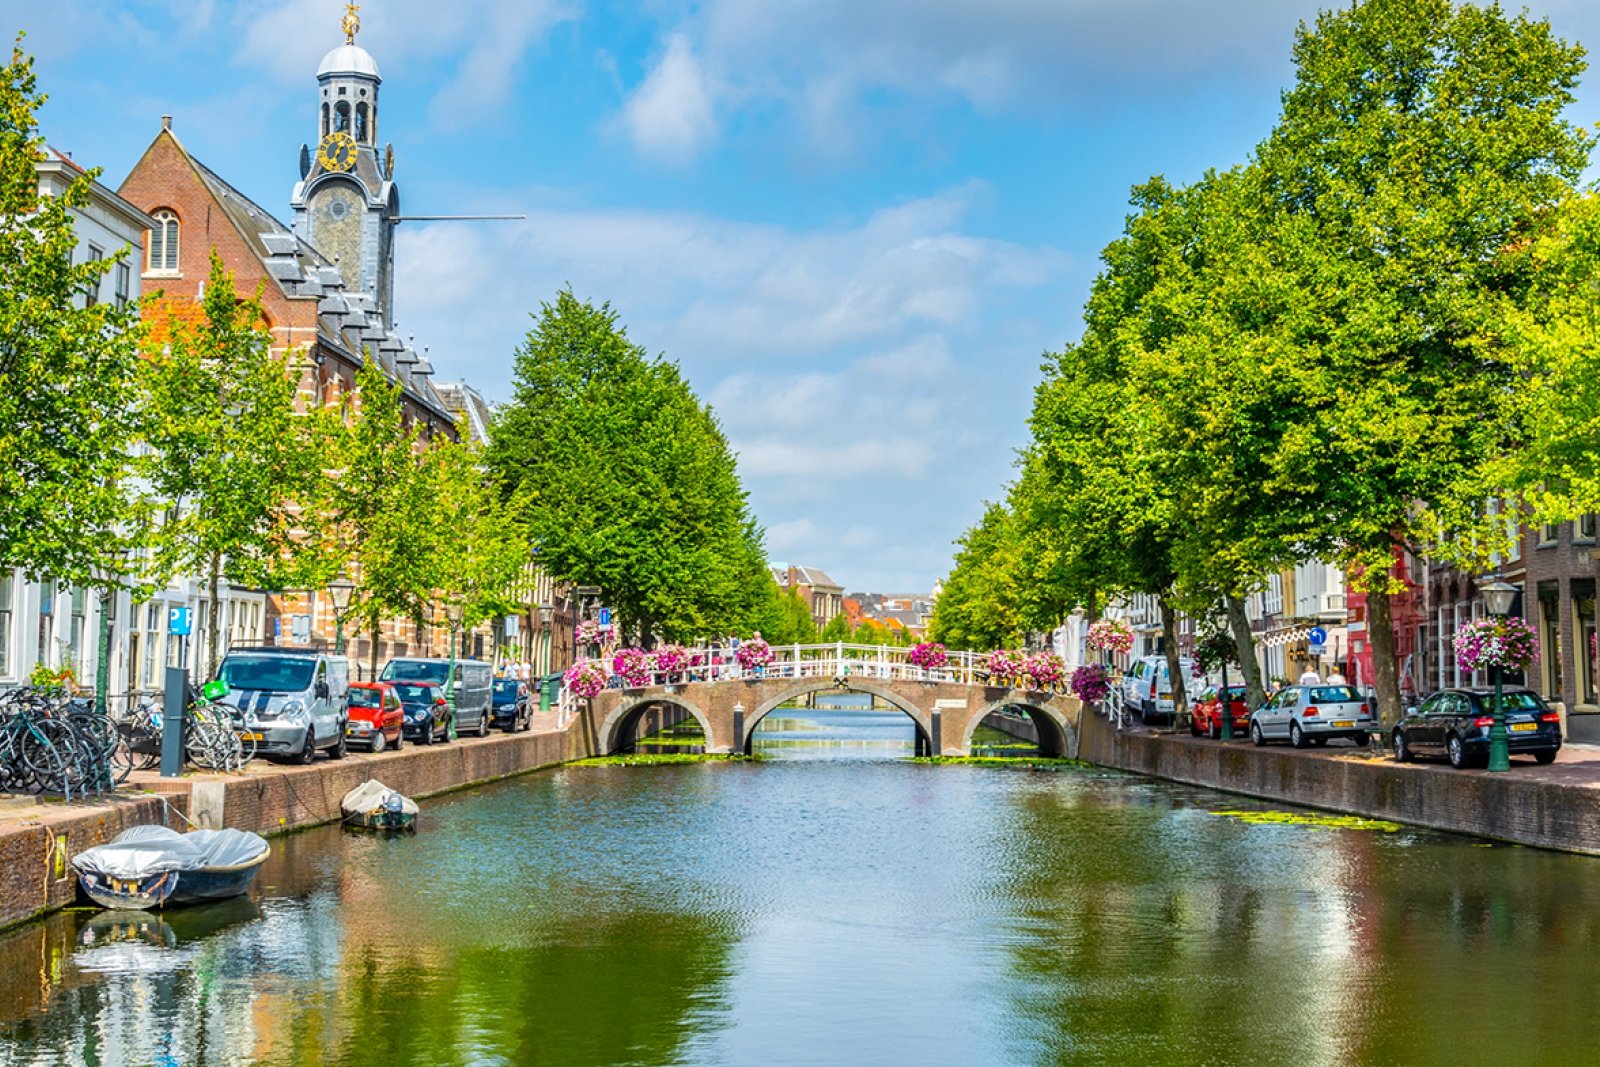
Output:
[342, 3, 361, 45]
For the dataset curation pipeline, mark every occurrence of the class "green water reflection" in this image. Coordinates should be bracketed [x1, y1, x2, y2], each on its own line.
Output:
[4, 710, 1600, 1065]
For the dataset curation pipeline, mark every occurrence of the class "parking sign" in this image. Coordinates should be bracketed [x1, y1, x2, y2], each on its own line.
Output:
[167, 606, 192, 636]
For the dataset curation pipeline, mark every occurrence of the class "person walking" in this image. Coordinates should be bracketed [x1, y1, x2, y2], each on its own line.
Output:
[1327, 665, 1347, 685]
[1298, 664, 1321, 686]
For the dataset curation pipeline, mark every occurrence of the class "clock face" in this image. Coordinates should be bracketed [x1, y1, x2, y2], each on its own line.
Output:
[318, 132, 358, 173]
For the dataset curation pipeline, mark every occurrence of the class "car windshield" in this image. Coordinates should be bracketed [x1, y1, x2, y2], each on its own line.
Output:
[1310, 686, 1359, 703]
[1220, 686, 1246, 699]
[382, 661, 449, 684]
[392, 683, 439, 704]
[348, 688, 381, 708]
[494, 680, 519, 697]
[1472, 691, 1547, 713]
[218, 655, 315, 692]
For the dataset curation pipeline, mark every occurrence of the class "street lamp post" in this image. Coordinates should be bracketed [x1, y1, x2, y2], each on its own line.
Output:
[1481, 579, 1518, 774]
[328, 576, 356, 656]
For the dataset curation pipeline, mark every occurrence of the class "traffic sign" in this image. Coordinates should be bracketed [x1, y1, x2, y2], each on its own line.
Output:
[1307, 626, 1328, 646]
[599, 608, 611, 626]
[1308, 643, 1326, 657]
[167, 606, 192, 636]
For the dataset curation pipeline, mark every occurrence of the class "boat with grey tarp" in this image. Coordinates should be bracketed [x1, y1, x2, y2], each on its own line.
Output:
[71, 825, 270, 910]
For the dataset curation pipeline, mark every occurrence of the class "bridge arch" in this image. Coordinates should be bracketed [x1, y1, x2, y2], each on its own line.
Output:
[962, 698, 1077, 758]
[745, 680, 934, 754]
[596, 694, 715, 755]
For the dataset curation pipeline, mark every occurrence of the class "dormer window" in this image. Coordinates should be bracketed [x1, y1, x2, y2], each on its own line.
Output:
[147, 209, 179, 274]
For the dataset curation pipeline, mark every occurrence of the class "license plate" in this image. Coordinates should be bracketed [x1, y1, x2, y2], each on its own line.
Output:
[1160, 693, 1171, 701]
[240, 732, 264, 741]
[1332, 721, 1354, 728]
[1510, 722, 1537, 732]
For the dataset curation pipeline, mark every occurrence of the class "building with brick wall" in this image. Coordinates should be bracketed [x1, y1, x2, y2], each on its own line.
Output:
[773, 565, 845, 631]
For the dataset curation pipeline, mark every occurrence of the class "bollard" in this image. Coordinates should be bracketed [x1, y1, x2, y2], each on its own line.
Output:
[161, 665, 189, 778]
[930, 709, 942, 756]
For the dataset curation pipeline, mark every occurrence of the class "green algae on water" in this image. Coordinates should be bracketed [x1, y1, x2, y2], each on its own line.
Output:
[1210, 809, 1403, 832]
[907, 756, 1093, 769]
[569, 753, 761, 767]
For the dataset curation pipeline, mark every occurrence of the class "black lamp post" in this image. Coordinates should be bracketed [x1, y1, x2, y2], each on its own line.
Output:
[328, 575, 356, 655]
[1481, 579, 1518, 773]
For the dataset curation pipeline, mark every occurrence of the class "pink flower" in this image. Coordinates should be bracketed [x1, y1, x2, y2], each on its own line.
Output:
[909, 642, 948, 670]
[563, 659, 609, 699]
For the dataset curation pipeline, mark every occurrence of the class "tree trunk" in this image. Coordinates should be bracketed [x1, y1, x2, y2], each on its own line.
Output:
[206, 551, 222, 679]
[1159, 594, 1189, 725]
[1226, 594, 1267, 712]
[368, 606, 381, 680]
[1367, 584, 1403, 726]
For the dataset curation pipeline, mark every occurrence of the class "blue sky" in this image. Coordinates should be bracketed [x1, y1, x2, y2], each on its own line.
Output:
[15, 0, 1600, 594]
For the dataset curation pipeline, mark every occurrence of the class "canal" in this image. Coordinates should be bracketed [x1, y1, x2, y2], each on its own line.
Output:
[4, 708, 1600, 1065]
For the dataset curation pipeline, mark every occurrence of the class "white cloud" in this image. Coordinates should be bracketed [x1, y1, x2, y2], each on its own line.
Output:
[619, 34, 718, 163]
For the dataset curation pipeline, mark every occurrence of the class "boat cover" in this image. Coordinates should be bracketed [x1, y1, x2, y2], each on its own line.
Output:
[341, 779, 420, 818]
[72, 825, 269, 880]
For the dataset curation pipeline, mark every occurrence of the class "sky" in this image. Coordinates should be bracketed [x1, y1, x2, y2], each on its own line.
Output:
[15, 0, 1600, 594]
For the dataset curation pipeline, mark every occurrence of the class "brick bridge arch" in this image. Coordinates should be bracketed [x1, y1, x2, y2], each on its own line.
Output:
[584, 677, 1080, 758]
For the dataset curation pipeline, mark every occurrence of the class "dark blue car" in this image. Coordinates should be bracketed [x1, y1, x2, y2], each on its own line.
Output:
[491, 678, 531, 733]
[1392, 686, 1561, 768]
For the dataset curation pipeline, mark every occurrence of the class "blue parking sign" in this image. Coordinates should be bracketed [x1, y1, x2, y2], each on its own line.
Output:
[599, 608, 611, 626]
[168, 606, 192, 636]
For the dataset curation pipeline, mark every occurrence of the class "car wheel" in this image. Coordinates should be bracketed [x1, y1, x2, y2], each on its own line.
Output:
[370, 732, 386, 754]
[421, 722, 433, 746]
[1393, 731, 1412, 763]
[1352, 731, 1369, 748]
[330, 727, 348, 760]
[1535, 749, 1558, 765]
[478, 713, 490, 738]
[1251, 722, 1266, 747]
[393, 731, 405, 751]
[1290, 722, 1308, 749]
[296, 730, 317, 765]
[1208, 719, 1220, 740]
[1140, 701, 1153, 725]
[1447, 734, 1468, 769]
[1189, 718, 1201, 737]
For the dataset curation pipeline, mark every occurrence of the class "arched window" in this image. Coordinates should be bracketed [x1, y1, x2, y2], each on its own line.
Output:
[334, 101, 351, 133]
[321, 103, 330, 137]
[355, 102, 369, 143]
[147, 209, 179, 273]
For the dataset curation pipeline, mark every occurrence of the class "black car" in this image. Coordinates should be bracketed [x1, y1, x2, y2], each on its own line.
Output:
[1392, 686, 1561, 768]
[391, 681, 452, 745]
[490, 678, 531, 733]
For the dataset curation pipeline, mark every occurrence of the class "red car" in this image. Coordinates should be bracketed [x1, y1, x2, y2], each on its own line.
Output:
[1191, 684, 1251, 740]
[345, 682, 405, 753]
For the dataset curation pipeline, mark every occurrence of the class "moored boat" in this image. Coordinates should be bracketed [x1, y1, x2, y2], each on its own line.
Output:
[71, 825, 269, 910]
[340, 779, 419, 832]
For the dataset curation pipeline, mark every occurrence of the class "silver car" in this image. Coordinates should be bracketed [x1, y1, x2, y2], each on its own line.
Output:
[1250, 684, 1375, 749]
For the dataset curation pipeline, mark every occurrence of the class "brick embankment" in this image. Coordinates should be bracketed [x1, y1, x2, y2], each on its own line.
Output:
[0, 715, 591, 930]
[1077, 708, 1600, 855]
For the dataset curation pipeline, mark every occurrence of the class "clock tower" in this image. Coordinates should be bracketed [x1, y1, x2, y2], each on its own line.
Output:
[291, 4, 399, 328]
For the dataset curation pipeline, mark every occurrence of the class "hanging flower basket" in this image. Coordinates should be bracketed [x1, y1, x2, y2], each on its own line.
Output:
[563, 659, 609, 699]
[1071, 663, 1112, 704]
[1024, 651, 1066, 691]
[1193, 629, 1239, 673]
[612, 647, 651, 688]
[649, 644, 689, 680]
[908, 642, 948, 670]
[1454, 616, 1538, 674]
[737, 638, 773, 670]
[1086, 619, 1134, 655]
[575, 619, 601, 646]
[983, 649, 1024, 688]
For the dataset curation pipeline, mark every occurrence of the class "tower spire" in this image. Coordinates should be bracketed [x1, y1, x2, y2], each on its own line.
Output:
[341, 3, 361, 45]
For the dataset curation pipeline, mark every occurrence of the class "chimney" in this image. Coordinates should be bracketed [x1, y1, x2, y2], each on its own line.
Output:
[161, 115, 172, 131]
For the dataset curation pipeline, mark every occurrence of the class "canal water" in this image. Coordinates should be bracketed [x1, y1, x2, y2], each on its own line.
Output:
[5, 708, 1600, 1066]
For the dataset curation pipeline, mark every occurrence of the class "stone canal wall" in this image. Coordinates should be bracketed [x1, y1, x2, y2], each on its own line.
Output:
[1077, 709, 1600, 855]
[0, 720, 591, 930]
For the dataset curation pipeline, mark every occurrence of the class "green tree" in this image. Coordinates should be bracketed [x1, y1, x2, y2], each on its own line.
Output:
[140, 252, 313, 674]
[1244, 0, 1589, 719]
[930, 502, 1025, 651]
[755, 581, 817, 646]
[0, 40, 147, 588]
[820, 613, 853, 643]
[489, 290, 768, 643]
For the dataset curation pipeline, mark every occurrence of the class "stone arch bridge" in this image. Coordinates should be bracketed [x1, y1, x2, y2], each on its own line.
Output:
[570, 644, 1083, 758]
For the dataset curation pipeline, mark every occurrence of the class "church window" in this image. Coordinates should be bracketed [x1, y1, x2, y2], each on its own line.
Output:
[321, 103, 330, 137]
[355, 103, 369, 142]
[335, 101, 351, 133]
[147, 209, 179, 273]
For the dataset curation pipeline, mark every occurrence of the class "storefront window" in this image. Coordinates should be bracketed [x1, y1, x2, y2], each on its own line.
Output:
[1578, 589, 1597, 706]
[0, 571, 13, 677]
[1541, 591, 1563, 699]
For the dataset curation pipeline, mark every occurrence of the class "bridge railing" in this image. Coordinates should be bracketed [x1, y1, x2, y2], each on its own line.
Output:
[562, 643, 987, 713]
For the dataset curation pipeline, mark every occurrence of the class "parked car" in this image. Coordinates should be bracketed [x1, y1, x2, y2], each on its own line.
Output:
[1191, 684, 1251, 739]
[490, 678, 532, 732]
[380, 658, 494, 737]
[1120, 655, 1202, 724]
[216, 647, 350, 764]
[1392, 686, 1561, 768]
[1250, 684, 1374, 749]
[345, 681, 405, 753]
[391, 681, 451, 745]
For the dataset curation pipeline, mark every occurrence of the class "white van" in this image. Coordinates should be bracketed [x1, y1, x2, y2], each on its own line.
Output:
[1120, 655, 1202, 725]
[216, 646, 351, 763]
